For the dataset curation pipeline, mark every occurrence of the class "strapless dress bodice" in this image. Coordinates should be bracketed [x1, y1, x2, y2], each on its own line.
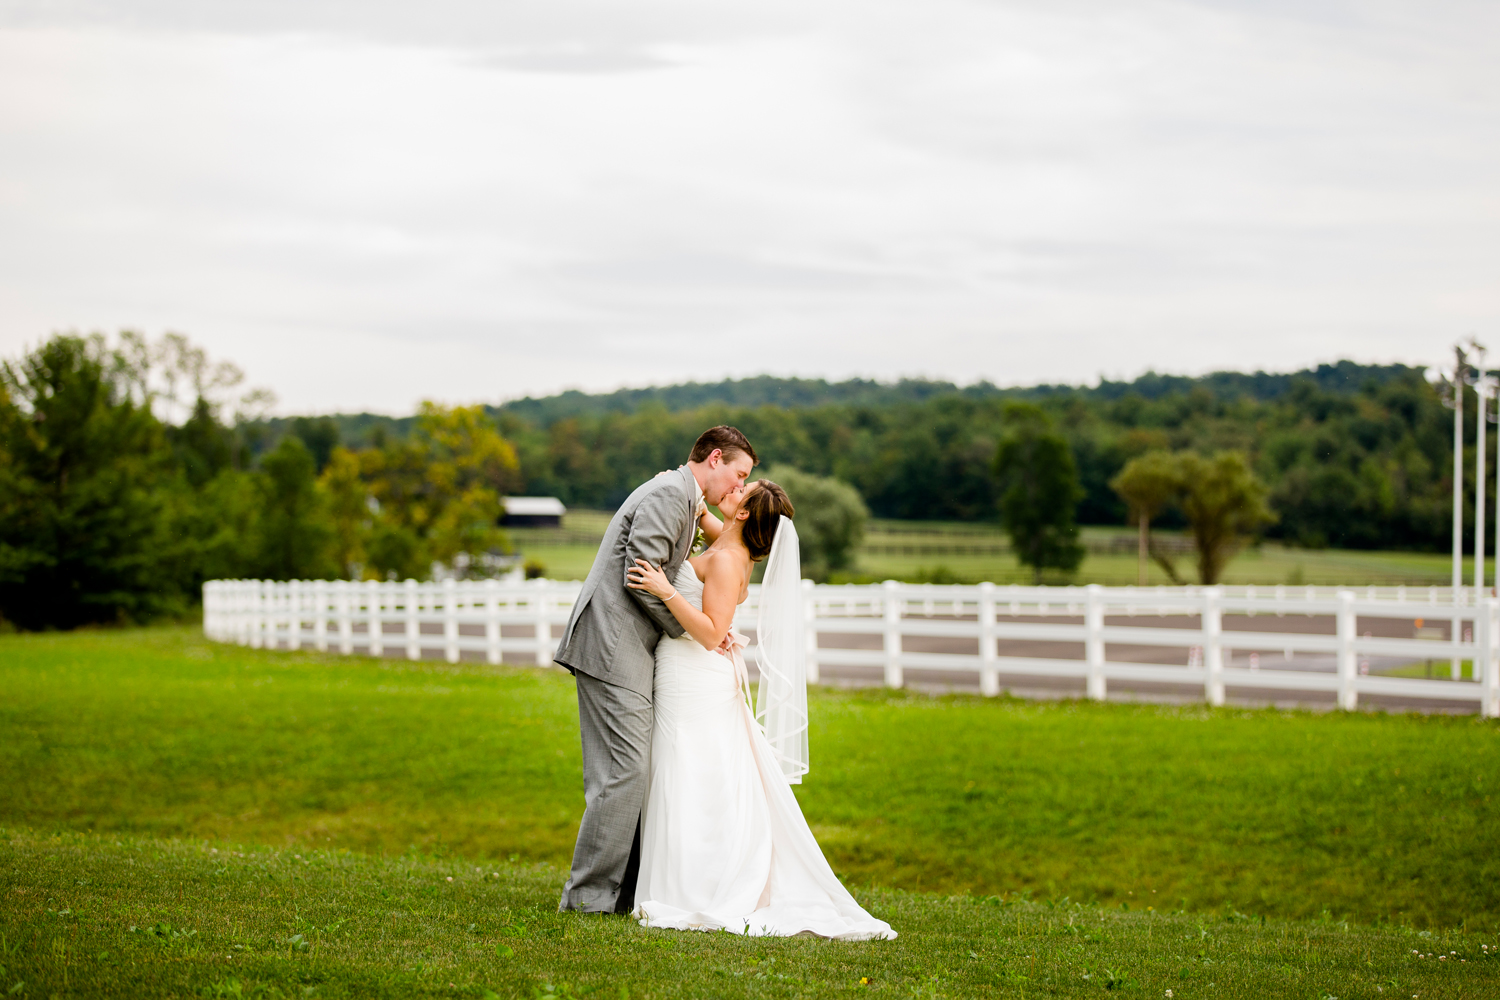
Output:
[672, 562, 705, 611]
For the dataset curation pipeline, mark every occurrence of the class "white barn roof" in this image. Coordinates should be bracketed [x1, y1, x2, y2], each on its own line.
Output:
[503, 496, 567, 517]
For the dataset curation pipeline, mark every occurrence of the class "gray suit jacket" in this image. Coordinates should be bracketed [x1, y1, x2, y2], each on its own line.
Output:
[553, 466, 698, 699]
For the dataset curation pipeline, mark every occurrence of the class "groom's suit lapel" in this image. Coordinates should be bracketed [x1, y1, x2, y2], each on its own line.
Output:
[673, 466, 697, 564]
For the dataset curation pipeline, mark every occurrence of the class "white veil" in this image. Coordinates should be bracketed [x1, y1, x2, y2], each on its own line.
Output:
[754, 515, 810, 783]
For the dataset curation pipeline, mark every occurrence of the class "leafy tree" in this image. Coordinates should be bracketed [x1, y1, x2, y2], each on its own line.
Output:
[170, 397, 234, 487]
[365, 523, 426, 582]
[188, 469, 263, 583]
[290, 416, 341, 473]
[356, 403, 521, 579]
[0, 335, 178, 628]
[249, 436, 337, 580]
[1110, 450, 1187, 584]
[763, 465, 869, 581]
[993, 404, 1085, 583]
[1177, 451, 1276, 584]
[319, 447, 369, 579]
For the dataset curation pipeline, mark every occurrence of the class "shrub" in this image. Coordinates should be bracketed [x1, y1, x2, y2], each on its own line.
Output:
[762, 465, 869, 581]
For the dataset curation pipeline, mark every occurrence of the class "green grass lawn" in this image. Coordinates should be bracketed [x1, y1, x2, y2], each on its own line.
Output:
[4, 627, 1499, 997]
[5, 828, 1496, 1000]
[854, 524, 1469, 587]
[510, 544, 608, 582]
[852, 545, 1473, 587]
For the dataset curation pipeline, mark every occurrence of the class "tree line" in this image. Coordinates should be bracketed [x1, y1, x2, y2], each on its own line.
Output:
[477, 361, 1465, 556]
[0, 332, 1477, 629]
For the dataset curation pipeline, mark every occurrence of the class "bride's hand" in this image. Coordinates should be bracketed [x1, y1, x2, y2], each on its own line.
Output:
[626, 558, 674, 600]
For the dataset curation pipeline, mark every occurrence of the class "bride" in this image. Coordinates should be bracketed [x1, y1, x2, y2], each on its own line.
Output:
[624, 479, 896, 940]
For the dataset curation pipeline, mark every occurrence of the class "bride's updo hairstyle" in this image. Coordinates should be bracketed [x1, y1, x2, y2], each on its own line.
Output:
[741, 481, 795, 561]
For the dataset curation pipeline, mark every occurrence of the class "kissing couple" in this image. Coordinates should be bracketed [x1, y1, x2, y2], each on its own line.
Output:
[552, 425, 895, 940]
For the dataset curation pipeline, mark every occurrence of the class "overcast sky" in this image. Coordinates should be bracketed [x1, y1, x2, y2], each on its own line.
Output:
[1, 0, 1495, 413]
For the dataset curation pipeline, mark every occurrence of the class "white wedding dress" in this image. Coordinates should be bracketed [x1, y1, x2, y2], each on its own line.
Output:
[631, 562, 896, 940]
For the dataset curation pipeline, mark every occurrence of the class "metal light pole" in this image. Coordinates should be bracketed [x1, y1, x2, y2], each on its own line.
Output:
[1454, 344, 1466, 597]
[1453, 344, 1467, 680]
[1475, 342, 1489, 595]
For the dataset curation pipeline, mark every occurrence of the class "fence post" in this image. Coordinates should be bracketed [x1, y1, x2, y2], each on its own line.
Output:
[1204, 586, 1224, 706]
[405, 579, 420, 660]
[882, 579, 903, 689]
[251, 580, 266, 649]
[1085, 584, 1106, 701]
[225, 581, 236, 643]
[337, 581, 353, 654]
[290, 580, 303, 651]
[1453, 588, 1464, 680]
[313, 580, 328, 652]
[201, 581, 213, 640]
[245, 580, 256, 647]
[444, 578, 460, 664]
[534, 580, 554, 667]
[270, 582, 281, 650]
[1337, 590, 1358, 711]
[802, 579, 820, 685]
[978, 581, 998, 697]
[226, 581, 236, 644]
[258, 580, 269, 649]
[1483, 597, 1500, 718]
[367, 580, 384, 657]
[485, 578, 501, 665]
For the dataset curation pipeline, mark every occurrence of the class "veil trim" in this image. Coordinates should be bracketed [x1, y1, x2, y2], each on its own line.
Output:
[754, 515, 810, 783]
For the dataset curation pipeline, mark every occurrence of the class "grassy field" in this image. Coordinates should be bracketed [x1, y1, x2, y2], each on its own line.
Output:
[5, 628, 1499, 997]
[5, 627, 1500, 921]
[5, 827, 1497, 1000]
[512, 511, 1467, 586]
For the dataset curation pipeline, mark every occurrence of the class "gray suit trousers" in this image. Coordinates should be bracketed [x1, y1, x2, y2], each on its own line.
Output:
[558, 671, 653, 913]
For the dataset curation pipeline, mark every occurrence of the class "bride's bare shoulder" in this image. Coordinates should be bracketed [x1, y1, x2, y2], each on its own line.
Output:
[701, 546, 752, 590]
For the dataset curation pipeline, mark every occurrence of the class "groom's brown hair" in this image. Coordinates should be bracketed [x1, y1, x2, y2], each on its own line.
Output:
[689, 425, 758, 466]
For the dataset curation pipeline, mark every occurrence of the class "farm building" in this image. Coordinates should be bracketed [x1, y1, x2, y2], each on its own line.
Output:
[501, 496, 567, 528]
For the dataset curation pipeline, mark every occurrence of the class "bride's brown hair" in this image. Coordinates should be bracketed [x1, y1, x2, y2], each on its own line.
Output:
[741, 481, 795, 561]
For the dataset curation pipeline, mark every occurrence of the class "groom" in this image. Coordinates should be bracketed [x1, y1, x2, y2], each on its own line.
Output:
[554, 425, 758, 913]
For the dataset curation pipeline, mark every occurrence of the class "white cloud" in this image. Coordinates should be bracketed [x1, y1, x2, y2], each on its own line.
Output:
[0, 0, 1496, 412]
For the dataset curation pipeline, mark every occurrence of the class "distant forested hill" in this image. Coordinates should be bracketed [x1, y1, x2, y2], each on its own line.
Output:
[493, 361, 1423, 425]
[260, 361, 1465, 550]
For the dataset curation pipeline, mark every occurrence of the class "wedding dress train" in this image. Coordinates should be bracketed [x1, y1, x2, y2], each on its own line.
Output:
[631, 563, 896, 940]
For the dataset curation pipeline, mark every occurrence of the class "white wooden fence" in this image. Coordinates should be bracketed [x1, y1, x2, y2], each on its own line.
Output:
[202, 579, 1500, 716]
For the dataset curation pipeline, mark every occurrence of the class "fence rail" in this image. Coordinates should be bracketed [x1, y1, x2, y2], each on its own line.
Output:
[203, 579, 1500, 716]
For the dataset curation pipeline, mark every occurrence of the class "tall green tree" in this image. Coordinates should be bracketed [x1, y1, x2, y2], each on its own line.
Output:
[1177, 451, 1276, 584]
[993, 403, 1085, 583]
[249, 436, 337, 581]
[290, 416, 341, 473]
[1110, 450, 1187, 584]
[0, 335, 179, 628]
